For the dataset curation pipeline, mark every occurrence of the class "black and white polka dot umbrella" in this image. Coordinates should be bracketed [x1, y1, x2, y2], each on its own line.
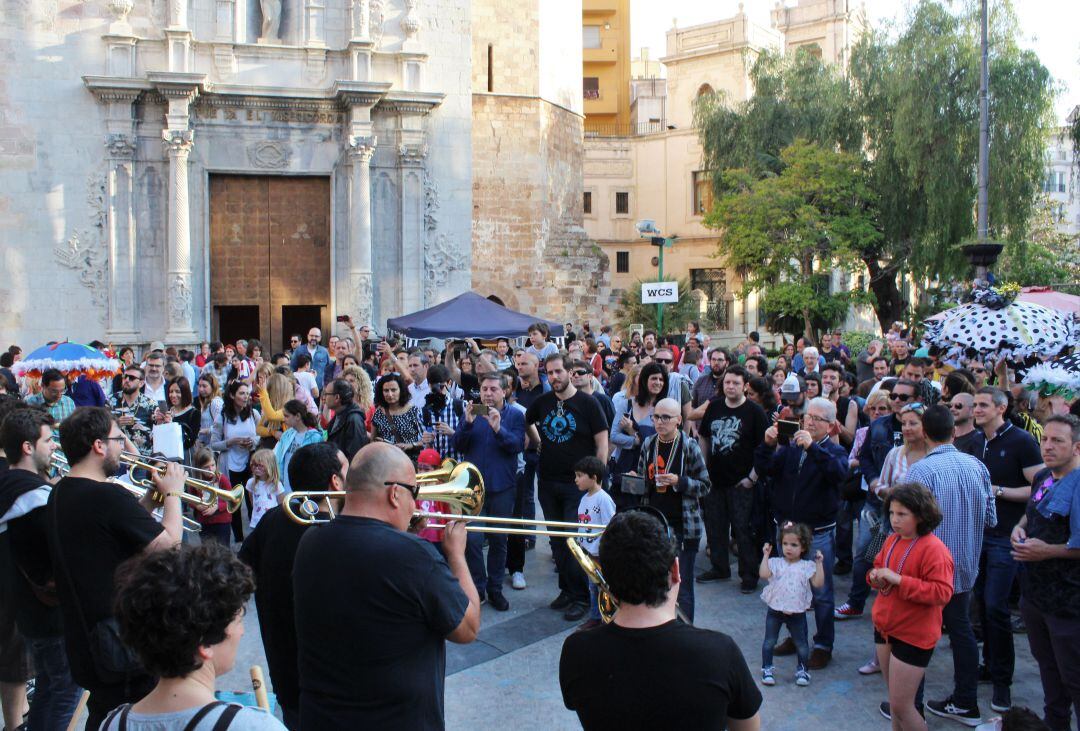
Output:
[1022, 353, 1080, 400]
[922, 301, 1080, 363]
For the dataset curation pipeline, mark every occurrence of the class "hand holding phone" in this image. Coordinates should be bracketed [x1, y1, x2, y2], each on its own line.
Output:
[777, 420, 799, 445]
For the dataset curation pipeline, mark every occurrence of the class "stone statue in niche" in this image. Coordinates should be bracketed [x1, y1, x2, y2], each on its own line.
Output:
[259, 0, 281, 42]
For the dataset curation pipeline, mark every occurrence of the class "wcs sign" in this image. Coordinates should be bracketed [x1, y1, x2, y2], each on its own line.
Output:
[641, 282, 679, 304]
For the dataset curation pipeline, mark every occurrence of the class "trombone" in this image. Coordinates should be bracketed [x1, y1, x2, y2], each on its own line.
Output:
[49, 452, 204, 533]
[118, 451, 244, 514]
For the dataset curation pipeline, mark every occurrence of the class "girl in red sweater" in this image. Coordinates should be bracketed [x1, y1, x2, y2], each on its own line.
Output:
[869, 482, 954, 731]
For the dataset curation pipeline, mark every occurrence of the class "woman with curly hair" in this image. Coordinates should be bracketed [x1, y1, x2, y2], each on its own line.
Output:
[371, 373, 424, 460]
[102, 542, 285, 729]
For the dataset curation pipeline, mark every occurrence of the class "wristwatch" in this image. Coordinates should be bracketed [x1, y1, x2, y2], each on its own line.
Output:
[995, 486, 1003, 498]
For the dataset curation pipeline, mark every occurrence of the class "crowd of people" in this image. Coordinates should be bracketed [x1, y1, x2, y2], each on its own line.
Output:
[0, 315, 1077, 730]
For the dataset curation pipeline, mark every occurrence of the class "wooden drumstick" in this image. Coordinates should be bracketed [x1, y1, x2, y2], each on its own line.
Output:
[250, 665, 270, 711]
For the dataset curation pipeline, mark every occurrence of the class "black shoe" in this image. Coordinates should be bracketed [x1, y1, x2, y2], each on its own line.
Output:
[487, 592, 509, 612]
[879, 702, 925, 721]
[696, 568, 731, 584]
[740, 580, 757, 594]
[926, 697, 982, 726]
[563, 602, 588, 621]
[549, 592, 573, 610]
[990, 687, 1011, 713]
[833, 562, 852, 576]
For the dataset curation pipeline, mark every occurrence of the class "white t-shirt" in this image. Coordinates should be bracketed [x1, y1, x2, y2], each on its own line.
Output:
[295, 370, 318, 395]
[526, 342, 559, 362]
[576, 489, 616, 556]
[246, 478, 284, 529]
[761, 557, 817, 613]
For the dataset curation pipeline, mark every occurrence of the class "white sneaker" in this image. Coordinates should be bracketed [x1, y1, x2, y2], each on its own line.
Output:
[511, 572, 527, 590]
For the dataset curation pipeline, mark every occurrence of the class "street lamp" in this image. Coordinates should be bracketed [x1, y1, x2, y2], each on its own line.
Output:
[968, 0, 1002, 283]
[636, 219, 678, 332]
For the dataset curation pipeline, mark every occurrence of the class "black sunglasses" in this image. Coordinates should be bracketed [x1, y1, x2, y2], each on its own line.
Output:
[571, 370, 590, 377]
[123, 374, 142, 381]
[890, 393, 913, 402]
[654, 358, 673, 365]
[385, 480, 420, 500]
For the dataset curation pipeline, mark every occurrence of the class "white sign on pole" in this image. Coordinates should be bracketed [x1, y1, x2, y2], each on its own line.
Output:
[641, 281, 679, 304]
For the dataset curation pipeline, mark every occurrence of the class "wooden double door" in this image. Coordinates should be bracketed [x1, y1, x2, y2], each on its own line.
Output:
[209, 175, 331, 353]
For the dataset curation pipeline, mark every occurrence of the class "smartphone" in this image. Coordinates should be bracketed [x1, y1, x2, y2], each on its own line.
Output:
[336, 315, 349, 323]
[470, 403, 488, 417]
[777, 419, 799, 445]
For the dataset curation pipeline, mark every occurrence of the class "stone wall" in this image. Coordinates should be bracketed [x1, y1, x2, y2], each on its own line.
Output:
[471, 93, 611, 323]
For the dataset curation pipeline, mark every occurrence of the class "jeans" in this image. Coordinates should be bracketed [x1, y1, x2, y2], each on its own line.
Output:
[26, 636, 82, 731]
[763, 609, 809, 670]
[846, 502, 879, 611]
[701, 484, 732, 576]
[466, 488, 515, 596]
[808, 528, 836, 651]
[506, 456, 537, 574]
[836, 497, 861, 566]
[678, 538, 699, 624]
[537, 479, 588, 603]
[199, 522, 232, 546]
[588, 581, 602, 621]
[228, 467, 251, 542]
[915, 590, 979, 710]
[976, 534, 1017, 689]
[1021, 598, 1080, 731]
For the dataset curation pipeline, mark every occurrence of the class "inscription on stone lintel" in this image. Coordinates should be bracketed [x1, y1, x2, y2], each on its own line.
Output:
[194, 107, 342, 125]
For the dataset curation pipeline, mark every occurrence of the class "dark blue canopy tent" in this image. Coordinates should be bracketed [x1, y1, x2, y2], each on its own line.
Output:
[386, 292, 563, 341]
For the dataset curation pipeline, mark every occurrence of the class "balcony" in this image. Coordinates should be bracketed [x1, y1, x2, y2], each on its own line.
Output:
[583, 38, 618, 64]
[583, 0, 619, 16]
[584, 92, 617, 114]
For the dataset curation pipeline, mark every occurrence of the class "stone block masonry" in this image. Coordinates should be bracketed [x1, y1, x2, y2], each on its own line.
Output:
[472, 94, 612, 324]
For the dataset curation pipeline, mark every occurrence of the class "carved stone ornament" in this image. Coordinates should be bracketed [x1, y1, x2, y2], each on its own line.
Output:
[348, 135, 377, 161]
[162, 129, 194, 154]
[351, 271, 373, 327]
[369, 0, 385, 48]
[53, 174, 110, 321]
[168, 273, 194, 327]
[105, 133, 136, 159]
[423, 167, 439, 232]
[398, 143, 427, 164]
[424, 234, 465, 306]
[401, 0, 420, 41]
[108, 0, 135, 24]
[247, 140, 292, 168]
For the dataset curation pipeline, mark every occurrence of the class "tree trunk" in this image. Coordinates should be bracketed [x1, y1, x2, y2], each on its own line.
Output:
[863, 256, 905, 333]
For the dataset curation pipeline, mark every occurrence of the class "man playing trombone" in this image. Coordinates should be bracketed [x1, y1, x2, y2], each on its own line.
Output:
[293, 442, 480, 729]
[47, 407, 184, 730]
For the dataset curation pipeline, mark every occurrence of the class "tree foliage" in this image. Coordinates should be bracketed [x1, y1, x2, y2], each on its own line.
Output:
[615, 276, 699, 334]
[693, 0, 1057, 333]
[707, 141, 878, 340]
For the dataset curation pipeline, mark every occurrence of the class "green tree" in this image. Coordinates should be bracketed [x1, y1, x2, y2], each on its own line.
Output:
[995, 199, 1080, 284]
[615, 276, 698, 335]
[706, 141, 878, 341]
[849, 1, 1055, 327]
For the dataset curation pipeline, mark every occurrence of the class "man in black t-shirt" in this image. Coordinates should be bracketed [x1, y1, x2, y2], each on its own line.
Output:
[560, 510, 762, 730]
[506, 351, 551, 583]
[525, 354, 609, 621]
[692, 365, 768, 590]
[239, 442, 348, 731]
[293, 442, 479, 730]
[971, 387, 1044, 713]
[47, 407, 184, 730]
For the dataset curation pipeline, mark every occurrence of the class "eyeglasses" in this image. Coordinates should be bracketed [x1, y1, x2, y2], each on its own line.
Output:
[571, 370, 590, 377]
[654, 358, 673, 365]
[948, 401, 965, 410]
[804, 414, 831, 424]
[385, 480, 420, 500]
[123, 374, 142, 381]
[653, 414, 678, 422]
[889, 393, 913, 402]
[971, 367, 987, 374]
[100, 436, 126, 444]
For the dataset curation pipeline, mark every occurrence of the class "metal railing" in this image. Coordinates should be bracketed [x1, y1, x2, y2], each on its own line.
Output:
[584, 121, 666, 138]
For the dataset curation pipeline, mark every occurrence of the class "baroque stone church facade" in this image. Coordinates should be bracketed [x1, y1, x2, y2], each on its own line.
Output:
[1, 0, 607, 352]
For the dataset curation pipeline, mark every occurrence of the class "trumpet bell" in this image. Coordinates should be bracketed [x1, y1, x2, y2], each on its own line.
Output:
[415, 460, 485, 517]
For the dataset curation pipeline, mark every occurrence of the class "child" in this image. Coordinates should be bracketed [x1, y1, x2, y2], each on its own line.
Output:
[870, 482, 953, 731]
[574, 456, 616, 630]
[525, 322, 559, 362]
[190, 446, 234, 546]
[414, 448, 451, 548]
[759, 522, 825, 687]
[245, 448, 284, 530]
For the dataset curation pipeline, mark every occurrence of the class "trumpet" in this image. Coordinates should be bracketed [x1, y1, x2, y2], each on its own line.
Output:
[118, 452, 244, 514]
[49, 452, 204, 533]
[567, 539, 617, 623]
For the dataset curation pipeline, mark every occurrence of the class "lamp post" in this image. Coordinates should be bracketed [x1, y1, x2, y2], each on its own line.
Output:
[965, 0, 1002, 283]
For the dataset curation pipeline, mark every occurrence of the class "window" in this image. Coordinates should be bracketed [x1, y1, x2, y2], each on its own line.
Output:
[615, 191, 629, 215]
[583, 77, 600, 100]
[1044, 170, 1067, 193]
[690, 268, 729, 331]
[696, 83, 715, 99]
[1058, 171, 1067, 193]
[583, 191, 592, 214]
[616, 251, 630, 273]
[487, 44, 493, 92]
[583, 25, 601, 49]
[693, 171, 714, 215]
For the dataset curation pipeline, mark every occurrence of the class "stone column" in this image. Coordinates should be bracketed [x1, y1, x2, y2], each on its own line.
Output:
[350, 0, 370, 40]
[347, 135, 376, 326]
[104, 133, 140, 343]
[163, 130, 198, 343]
[399, 143, 425, 314]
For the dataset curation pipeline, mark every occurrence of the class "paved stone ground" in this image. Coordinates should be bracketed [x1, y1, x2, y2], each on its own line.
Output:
[210, 525, 1047, 731]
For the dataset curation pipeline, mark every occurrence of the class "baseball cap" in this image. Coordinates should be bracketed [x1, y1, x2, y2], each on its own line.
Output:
[417, 449, 442, 467]
[148, 341, 166, 353]
[779, 373, 806, 402]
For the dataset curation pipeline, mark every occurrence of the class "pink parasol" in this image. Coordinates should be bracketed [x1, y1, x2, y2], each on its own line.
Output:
[1018, 286, 1080, 314]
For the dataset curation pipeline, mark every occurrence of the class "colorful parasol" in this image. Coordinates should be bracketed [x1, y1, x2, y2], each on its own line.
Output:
[12, 341, 122, 381]
[922, 299, 1080, 364]
[1021, 353, 1080, 401]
